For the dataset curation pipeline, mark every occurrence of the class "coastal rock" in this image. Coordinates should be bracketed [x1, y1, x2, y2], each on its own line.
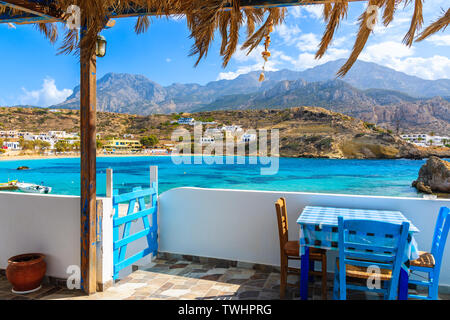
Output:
[17, 166, 30, 170]
[412, 156, 450, 194]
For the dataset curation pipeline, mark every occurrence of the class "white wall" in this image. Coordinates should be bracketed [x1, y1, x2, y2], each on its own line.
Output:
[0, 191, 112, 286]
[0, 192, 80, 279]
[159, 187, 450, 288]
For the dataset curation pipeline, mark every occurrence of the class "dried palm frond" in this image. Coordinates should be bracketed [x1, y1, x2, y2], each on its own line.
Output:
[135, 16, 151, 34]
[244, 8, 264, 37]
[416, 8, 450, 41]
[382, 0, 397, 26]
[242, 7, 285, 54]
[403, 0, 423, 46]
[323, 3, 333, 21]
[316, 2, 348, 59]
[2, 0, 447, 76]
[35, 23, 58, 44]
[337, 0, 386, 77]
[222, 0, 243, 67]
[58, 27, 79, 56]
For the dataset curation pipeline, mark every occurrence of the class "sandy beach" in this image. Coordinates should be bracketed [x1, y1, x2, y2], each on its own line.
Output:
[0, 152, 209, 161]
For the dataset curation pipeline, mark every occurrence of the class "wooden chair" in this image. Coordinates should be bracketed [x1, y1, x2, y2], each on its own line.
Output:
[408, 207, 450, 300]
[333, 217, 410, 300]
[275, 197, 328, 299]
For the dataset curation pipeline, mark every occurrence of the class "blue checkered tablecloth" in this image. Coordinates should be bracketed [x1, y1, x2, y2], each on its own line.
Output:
[297, 206, 420, 263]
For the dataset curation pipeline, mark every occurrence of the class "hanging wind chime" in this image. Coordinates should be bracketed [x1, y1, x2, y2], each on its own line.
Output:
[259, 20, 274, 82]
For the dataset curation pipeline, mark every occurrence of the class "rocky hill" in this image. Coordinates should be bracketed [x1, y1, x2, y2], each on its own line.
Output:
[52, 60, 450, 135]
[1, 106, 449, 159]
[198, 80, 450, 134]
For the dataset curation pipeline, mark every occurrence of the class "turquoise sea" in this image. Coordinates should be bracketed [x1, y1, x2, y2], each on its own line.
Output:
[0, 156, 441, 198]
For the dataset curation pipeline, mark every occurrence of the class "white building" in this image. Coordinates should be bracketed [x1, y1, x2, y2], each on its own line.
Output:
[241, 133, 257, 143]
[221, 125, 243, 133]
[48, 131, 70, 139]
[401, 134, 450, 147]
[178, 117, 195, 125]
[200, 136, 215, 144]
[204, 128, 222, 136]
[3, 141, 20, 150]
[24, 134, 56, 149]
[0, 130, 18, 138]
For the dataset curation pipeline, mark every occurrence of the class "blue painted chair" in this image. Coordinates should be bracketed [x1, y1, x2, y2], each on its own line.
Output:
[408, 207, 450, 300]
[333, 217, 410, 300]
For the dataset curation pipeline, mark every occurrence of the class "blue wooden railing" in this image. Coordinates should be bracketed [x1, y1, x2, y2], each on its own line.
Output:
[112, 183, 158, 280]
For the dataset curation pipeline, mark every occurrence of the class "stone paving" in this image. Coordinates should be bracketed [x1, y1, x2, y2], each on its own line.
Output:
[0, 257, 449, 300]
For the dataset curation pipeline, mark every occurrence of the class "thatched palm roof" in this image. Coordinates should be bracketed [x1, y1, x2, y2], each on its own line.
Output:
[0, 1, 449, 76]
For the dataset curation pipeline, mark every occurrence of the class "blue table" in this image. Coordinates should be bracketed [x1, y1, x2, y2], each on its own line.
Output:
[297, 206, 420, 300]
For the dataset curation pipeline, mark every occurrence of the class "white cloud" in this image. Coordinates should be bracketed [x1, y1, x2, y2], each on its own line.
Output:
[384, 55, 450, 80]
[295, 33, 321, 52]
[166, 58, 172, 63]
[360, 41, 414, 60]
[359, 41, 450, 79]
[289, 6, 303, 19]
[217, 45, 287, 80]
[19, 78, 72, 107]
[288, 5, 323, 20]
[274, 24, 301, 45]
[291, 48, 350, 70]
[303, 5, 324, 20]
[425, 34, 450, 47]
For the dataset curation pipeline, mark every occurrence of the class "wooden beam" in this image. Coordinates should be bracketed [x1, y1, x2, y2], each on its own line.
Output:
[0, 0, 367, 24]
[80, 24, 97, 295]
[108, 0, 366, 18]
[0, 0, 63, 21]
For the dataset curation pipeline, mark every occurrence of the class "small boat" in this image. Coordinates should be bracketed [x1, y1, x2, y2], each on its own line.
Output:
[17, 183, 52, 194]
[0, 180, 18, 191]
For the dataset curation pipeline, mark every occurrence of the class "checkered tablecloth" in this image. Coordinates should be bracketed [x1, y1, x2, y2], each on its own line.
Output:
[297, 206, 420, 263]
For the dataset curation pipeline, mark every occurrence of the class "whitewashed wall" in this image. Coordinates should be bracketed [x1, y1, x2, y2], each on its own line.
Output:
[0, 192, 80, 279]
[159, 187, 450, 289]
[0, 191, 112, 286]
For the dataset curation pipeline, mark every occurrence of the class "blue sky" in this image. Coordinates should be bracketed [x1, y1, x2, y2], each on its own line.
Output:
[0, 0, 449, 107]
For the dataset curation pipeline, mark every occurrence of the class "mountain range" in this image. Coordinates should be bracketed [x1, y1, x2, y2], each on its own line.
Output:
[54, 59, 450, 134]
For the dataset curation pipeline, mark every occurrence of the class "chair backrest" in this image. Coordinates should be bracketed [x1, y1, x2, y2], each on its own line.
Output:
[275, 197, 289, 251]
[338, 217, 410, 298]
[431, 207, 450, 267]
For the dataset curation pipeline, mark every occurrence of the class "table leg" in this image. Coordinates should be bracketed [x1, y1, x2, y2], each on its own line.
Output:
[398, 268, 409, 300]
[300, 246, 310, 300]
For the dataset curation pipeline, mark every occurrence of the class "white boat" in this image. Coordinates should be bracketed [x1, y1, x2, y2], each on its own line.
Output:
[17, 183, 52, 194]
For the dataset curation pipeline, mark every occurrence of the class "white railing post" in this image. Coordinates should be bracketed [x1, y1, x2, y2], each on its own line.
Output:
[150, 166, 158, 262]
[106, 168, 113, 198]
[150, 166, 158, 193]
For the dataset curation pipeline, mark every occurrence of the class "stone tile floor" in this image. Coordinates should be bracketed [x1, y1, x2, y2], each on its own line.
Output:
[0, 258, 449, 300]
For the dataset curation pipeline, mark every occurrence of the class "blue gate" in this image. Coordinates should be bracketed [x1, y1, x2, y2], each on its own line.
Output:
[112, 183, 158, 280]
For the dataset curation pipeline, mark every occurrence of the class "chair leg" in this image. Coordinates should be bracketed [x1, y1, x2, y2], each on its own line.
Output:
[280, 255, 287, 299]
[333, 263, 339, 300]
[321, 254, 328, 300]
[339, 262, 346, 300]
[429, 270, 439, 300]
[309, 260, 315, 282]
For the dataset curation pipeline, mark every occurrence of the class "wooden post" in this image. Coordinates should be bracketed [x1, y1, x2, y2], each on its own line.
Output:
[80, 30, 97, 295]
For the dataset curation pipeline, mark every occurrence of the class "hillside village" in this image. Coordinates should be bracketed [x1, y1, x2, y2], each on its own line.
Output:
[0, 106, 449, 159]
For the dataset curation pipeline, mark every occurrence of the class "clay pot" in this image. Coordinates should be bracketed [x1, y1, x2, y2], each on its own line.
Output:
[6, 253, 46, 293]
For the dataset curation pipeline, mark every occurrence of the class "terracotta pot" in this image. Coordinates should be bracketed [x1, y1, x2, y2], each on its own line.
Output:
[6, 253, 46, 293]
